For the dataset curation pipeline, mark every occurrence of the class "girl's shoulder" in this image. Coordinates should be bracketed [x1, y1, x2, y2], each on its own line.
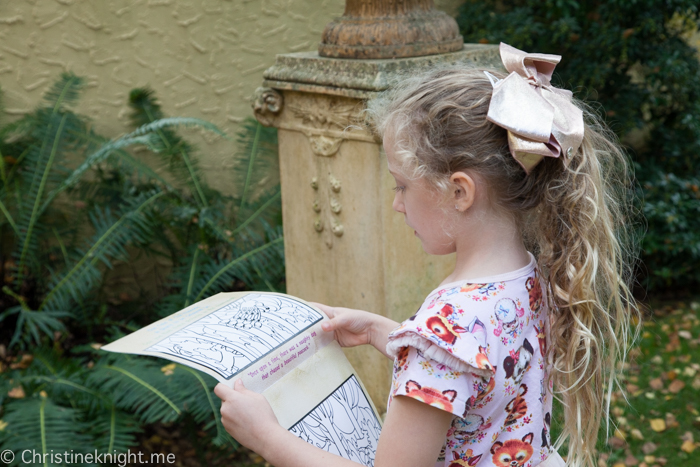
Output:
[387, 257, 548, 377]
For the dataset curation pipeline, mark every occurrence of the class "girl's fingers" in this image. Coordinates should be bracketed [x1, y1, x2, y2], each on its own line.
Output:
[214, 383, 235, 400]
[322, 315, 349, 333]
[322, 316, 342, 332]
[234, 378, 252, 393]
[310, 302, 335, 318]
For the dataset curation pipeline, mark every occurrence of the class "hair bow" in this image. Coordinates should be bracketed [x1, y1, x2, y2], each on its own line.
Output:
[485, 43, 584, 174]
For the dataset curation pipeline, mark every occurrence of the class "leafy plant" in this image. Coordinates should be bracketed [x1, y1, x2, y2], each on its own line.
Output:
[0, 73, 283, 464]
[456, 0, 700, 292]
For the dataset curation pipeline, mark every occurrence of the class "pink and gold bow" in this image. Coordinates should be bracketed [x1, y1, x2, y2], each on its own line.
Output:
[485, 43, 584, 174]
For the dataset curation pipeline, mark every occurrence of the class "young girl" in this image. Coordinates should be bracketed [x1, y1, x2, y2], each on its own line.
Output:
[214, 43, 638, 467]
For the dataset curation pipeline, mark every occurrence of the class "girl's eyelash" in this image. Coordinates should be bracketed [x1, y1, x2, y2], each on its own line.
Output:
[392, 186, 405, 193]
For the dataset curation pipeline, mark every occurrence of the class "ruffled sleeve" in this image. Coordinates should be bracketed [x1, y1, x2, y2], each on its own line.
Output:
[386, 300, 496, 380]
[390, 346, 480, 418]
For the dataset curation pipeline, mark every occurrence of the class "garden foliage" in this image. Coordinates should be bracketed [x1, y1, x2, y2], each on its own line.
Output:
[457, 0, 700, 292]
[0, 73, 283, 463]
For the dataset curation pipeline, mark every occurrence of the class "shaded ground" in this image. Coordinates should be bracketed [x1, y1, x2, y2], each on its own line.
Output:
[126, 300, 700, 467]
[597, 300, 700, 467]
[125, 421, 267, 467]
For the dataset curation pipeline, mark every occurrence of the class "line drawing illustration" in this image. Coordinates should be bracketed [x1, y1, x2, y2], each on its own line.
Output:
[147, 294, 323, 378]
[289, 376, 382, 467]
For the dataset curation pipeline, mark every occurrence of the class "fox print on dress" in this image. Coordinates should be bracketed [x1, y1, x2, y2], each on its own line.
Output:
[405, 380, 458, 413]
[490, 433, 535, 467]
[525, 274, 543, 315]
[504, 384, 529, 427]
[426, 313, 467, 345]
[534, 322, 547, 357]
[448, 450, 482, 467]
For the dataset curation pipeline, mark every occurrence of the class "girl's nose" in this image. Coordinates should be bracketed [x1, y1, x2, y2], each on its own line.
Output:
[392, 194, 405, 213]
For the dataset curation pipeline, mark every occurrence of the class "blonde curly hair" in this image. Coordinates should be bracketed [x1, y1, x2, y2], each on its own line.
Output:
[366, 66, 641, 467]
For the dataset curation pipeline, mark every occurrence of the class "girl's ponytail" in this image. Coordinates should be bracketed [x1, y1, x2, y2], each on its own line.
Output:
[531, 106, 641, 466]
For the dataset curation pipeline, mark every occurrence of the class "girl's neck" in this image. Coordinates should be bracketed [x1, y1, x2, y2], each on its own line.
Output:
[439, 213, 530, 286]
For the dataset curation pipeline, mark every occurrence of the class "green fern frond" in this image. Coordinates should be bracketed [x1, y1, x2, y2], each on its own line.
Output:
[42, 72, 85, 110]
[231, 118, 279, 212]
[129, 87, 222, 206]
[40, 190, 165, 311]
[0, 305, 69, 348]
[127, 117, 226, 141]
[0, 195, 18, 235]
[128, 87, 164, 126]
[12, 75, 90, 286]
[90, 405, 142, 453]
[40, 133, 159, 214]
[194, 230, 284, 301]
[0, 397, 92, 465]
[67, 129, 171, 187]
[89, 355, 183, 424]
[15, 113, 68, 286]
[231, 187, 282, 238]
[171, 365, 236, 447]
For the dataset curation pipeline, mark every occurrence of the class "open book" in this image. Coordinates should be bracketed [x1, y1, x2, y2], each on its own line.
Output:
[102, 291, 382, 466]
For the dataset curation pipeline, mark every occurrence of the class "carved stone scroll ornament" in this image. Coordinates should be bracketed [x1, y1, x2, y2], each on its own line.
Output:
[252, 87, 283, 127]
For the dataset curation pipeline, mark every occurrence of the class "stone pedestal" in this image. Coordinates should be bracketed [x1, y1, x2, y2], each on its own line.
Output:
[254, 44, 501, 413]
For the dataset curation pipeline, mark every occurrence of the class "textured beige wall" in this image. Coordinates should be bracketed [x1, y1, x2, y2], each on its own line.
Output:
[0, 0, 463, 195]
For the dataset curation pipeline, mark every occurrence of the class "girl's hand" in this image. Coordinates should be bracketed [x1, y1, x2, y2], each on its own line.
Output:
[311, 302, 399, 358]
[214, 380, 284, 454]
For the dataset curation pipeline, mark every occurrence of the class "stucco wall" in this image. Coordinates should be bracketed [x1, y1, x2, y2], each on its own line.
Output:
[0, 0, 463, 195]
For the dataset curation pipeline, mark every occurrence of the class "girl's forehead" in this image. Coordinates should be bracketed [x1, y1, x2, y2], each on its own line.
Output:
[383, 140, 400, 170]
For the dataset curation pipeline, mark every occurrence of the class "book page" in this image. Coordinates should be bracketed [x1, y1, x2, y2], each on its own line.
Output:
[102, 291, 382, 467]
[145, 293, 323, 380]
[102, 292, 327, 384]
[289, 374, 381, 466]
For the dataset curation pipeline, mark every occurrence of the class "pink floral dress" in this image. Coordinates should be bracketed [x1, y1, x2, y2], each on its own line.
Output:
[386, 254, 554, 467]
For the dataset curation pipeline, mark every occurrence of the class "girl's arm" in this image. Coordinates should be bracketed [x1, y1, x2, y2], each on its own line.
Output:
[215, 380, 452, 467]
[312, 303, 399, 358]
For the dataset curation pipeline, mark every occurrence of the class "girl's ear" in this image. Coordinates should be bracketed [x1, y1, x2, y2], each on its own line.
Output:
[449, 171, 476, 212]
